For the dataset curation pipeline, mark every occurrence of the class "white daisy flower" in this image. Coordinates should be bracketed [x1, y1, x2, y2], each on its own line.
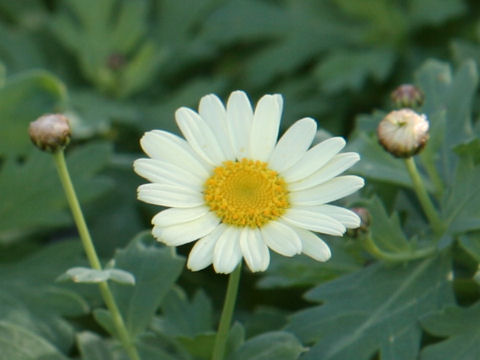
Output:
[134, 91, 364, 274]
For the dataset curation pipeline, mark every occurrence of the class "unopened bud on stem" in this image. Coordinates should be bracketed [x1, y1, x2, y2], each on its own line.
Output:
[391, 84, 424, 108]
[347, 207, 370, 238]
[377, 109, 429, 158]
[29, 114, 71, 153]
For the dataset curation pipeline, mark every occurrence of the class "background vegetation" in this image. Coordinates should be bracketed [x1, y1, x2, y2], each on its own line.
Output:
[1, 0, 480, 359]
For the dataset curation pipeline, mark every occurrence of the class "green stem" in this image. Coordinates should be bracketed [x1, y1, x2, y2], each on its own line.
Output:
[421, 156, 444, 199]
[212, 264, 242, 360]
[363, 234, 436, 262]
[404, 157, 444, 235]
[53, 151, 140, 360]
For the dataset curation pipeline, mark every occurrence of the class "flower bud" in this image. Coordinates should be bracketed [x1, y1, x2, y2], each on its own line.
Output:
[391, 84, 424, 108]
[29, 114, 71, 153]
[347, 207, 370, 238]
[377, 109, 429, 158]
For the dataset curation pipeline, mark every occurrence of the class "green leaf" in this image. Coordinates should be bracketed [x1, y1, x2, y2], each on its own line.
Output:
[57, 267, 135, 285]
[408, 0, 466, 26]
[0, 142, 113, 243]
[415, 60, 478, 184]
[0, 70, 66, 157]
[367, 197, 411, 253]
[50, 0, 161, 96]
[156, 286, 213, 337]
[227, 331, 305, 360]
[442, 143, 480, 234]
[0, 321, 69, 360]
[110, 232, 185, 337]
[421, 303, 480, 360]
[258, 241, 362, 289]
[316, 49, 395, 93]
[459, 233, 480, 263]
[77, 332, 114, 360]
[287, 255, 454, 360]
[348, 132, 415, 188]
[0, 241, 87, 352]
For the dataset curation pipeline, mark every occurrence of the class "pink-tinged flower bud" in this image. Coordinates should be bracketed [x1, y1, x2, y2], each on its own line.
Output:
[391, 84, 424, 108]
[29, 114, 71, 153]
[377, 109, 429, 158]
[347, 207, 370, 237]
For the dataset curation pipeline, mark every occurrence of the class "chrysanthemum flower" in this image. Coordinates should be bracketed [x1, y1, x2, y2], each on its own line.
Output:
[134, 91, 364, 273]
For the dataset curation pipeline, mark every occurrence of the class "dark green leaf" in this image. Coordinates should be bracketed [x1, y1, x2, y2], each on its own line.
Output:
[421, 302, 480, 360]
[0, 70, 66, 157]
[287, 255, 454, 360]
[227, 331, 305, 360]
[0, 142, 113, 243]
[157, 286, 213, 337]
[0, 321, 69, 360]
[111, 232, 185, 337]
[77, 332, 114, 360]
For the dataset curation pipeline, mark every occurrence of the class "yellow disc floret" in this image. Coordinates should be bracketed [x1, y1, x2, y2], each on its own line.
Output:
[204, 159, 289, 228]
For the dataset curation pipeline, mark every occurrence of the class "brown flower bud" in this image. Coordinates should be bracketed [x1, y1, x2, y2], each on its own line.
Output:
[377, 109, 429, 158]
[29, 114, 71, 152]
[347, 207, 370, 238]
[391, 84, 424, 108]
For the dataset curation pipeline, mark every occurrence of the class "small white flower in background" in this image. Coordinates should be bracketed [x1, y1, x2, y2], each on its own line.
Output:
[134, 91, 364, 274]
[377, 109, 429, 158]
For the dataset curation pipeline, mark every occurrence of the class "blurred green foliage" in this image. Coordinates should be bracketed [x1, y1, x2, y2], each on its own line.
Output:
[2, 0, 480, 359]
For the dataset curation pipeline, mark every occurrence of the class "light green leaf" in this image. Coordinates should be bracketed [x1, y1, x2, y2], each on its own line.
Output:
[227, 331, 305, 360]
[288, 255, 454, 360]
[421, 302, 480, 360]
[110, 232, 185, 337]
[0, 321, 69, 360]
[57, 267, 135, 285]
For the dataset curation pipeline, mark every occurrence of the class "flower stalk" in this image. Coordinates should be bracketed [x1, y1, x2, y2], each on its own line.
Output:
[404, 157, 444, 235]
[212, 264, 242, 360]
[52, 150, 141, 360]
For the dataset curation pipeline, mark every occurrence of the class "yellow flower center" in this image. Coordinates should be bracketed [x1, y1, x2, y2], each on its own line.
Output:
[204, 159, 290, 228]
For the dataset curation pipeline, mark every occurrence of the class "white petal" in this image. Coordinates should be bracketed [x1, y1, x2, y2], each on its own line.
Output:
[289, 153, 360, 191]
[213, 226, 243, 274]
[268, 117, 317, 173]
[293, 227, 331, 261]
[282, 208, 346, 236]
[261, 220, 302, 256]
[226, 91, 254, 159]
[307, 205, 361, 229]
[249, 94, 283, 161]
[176, 107, 226, 165]
[290, 175, 365, 206]
[199, 94, 236, 160]
[134, 158, 203, 191]
[152, 211, 220, 246]
[187, 225, 226, 271]
[138, 183, 204, 208]
[240, 228, 270, 272]
[151, 206, 211, 227]
[283, 137, 346, 182]
[140, 130, 210, 178]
